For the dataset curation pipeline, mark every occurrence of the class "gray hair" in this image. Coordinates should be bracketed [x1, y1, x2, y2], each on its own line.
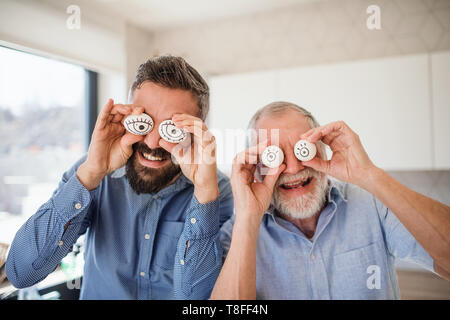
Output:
[247, 101, 326, 158]
[248, 101, 320, 131]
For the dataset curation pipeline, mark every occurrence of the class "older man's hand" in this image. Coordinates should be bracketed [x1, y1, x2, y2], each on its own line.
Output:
[231, 141, 285, 226]
[300, 121, 377, 189]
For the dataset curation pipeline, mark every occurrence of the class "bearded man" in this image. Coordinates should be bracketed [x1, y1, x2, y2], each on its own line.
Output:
[6, 56, 233, 299]
[211, 101, 450, 299]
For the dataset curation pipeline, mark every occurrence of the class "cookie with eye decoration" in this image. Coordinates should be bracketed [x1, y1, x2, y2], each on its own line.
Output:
[123, 113, 154, 135]
[158, 120, 187, 143]
[261, 145, 284, 168]
[294, 140, 316, 162]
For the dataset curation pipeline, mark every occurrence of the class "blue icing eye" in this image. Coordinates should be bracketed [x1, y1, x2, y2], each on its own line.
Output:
[124, 113, 154, 135]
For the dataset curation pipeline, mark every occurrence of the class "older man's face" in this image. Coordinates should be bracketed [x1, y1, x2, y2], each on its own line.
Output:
[255, 109, 329, 219]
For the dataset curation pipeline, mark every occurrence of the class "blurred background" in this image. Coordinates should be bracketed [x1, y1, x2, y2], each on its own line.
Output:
[0, 0, 449, 299]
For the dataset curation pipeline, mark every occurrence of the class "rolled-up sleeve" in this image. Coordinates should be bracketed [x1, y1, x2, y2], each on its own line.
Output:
[6, 157, 96, 288]
[173, 175, 233, 299]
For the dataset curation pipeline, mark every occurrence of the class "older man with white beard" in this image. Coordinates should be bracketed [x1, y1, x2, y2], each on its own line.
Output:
[211, 101, 450, 300]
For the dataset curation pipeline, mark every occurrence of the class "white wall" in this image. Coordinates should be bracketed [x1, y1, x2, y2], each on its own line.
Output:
[153, 0, 450, 75]
[209, 52, 450, 174]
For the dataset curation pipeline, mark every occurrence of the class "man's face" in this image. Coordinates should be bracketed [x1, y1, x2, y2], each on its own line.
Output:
[125, 81, 199, 194]
[255, 110, 329, 219]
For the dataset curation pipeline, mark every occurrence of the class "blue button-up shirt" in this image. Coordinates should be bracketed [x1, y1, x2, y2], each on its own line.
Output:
[220, 179, 434, 299]
[6, 156, 233, 299]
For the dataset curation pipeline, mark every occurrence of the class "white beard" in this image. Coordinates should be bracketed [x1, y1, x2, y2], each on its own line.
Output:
[271, 168, 329, 220]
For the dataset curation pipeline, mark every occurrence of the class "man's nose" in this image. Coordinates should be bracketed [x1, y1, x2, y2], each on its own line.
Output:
[143, 125, 161, 149]
[282, 151, 305, 174]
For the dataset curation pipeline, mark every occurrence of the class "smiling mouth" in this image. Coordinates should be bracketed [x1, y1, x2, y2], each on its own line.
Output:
[280, 177, 313, 190]
[141, 151, 166, 161]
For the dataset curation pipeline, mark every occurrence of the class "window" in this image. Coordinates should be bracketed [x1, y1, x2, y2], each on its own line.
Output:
[0, 46, 91, 245]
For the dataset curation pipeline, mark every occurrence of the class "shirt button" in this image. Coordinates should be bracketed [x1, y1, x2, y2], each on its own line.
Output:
[144, 234, 150, 240]
[74, 202, 82, 209]
[58, 240, 64, 247]
[140, 272, 146, 277]
[190, 217, 197, 224]
[311, 253, 315, 260]
[153, 195, 158, 200]
[180, 259, 185, 265]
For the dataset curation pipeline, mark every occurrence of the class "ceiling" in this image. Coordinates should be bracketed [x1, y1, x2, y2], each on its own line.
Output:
[38, 0, 321, 31]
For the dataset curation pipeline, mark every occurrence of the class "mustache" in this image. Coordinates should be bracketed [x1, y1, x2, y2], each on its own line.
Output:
[133, 143, 172, 160]
[276, 168, 321, 186]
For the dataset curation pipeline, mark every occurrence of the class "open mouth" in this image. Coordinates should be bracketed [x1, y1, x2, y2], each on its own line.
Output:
[137, 149, 171, 168]
[280, 177, 313, 190]
[141, 151, 166, 162]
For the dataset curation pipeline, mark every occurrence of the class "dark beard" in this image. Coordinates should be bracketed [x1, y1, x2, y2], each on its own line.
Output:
[125, 143, 181, 195]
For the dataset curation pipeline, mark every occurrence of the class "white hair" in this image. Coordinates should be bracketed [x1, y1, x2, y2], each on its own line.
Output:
[247, 101, 326, 159]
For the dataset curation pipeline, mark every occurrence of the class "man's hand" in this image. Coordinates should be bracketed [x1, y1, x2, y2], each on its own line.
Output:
[300, 121, 376, 189]
[77, 99, 144, 190]
[210, 142, 284, 300]
[231, 142, 285, 225]
[159, 114, 219, 204]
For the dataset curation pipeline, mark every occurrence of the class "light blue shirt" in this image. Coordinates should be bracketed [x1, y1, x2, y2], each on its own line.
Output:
[220, 179, 434, 299]
[6, 156, 234, 299]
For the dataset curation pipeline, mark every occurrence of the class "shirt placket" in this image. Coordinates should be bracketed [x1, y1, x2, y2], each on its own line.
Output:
[137, 195, 161, 299]
[307, 199, 339, 299]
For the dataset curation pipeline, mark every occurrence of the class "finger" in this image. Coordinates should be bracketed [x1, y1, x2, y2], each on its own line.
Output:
[321, 130, 341, 146]
[131, 105, 145, 115]
[172, 113, 201, 123]
[158, 138, 189, 165]
[174, 118, 207, 135]
[302, 121, 345, 143]
[115, 106, 146, 124]
[120, 131, 144, 149]
[110, 104, 133, 116]
[234, 139, 270, 166]
[182, 125, 215, 147]
[246, 139, 270, 156]
[158, 138, 177, 154]
[232, 150, 257, 171]
[302, 157, 331, 174]
[96, 99, 115, 129]
[262, 164, 286, 189]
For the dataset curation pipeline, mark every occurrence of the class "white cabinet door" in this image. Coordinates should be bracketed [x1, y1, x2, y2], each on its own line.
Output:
[278, 54, 432, 170]
[431, 51, 450, 169]
[209, 70, 279, 174]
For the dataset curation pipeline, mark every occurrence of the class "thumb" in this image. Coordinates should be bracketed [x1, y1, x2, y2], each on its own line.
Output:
[302, 157, 330, 174]
[120, 132, 144, 149]
[262, 164, 286, 190]
[159, 139, 186, 165]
